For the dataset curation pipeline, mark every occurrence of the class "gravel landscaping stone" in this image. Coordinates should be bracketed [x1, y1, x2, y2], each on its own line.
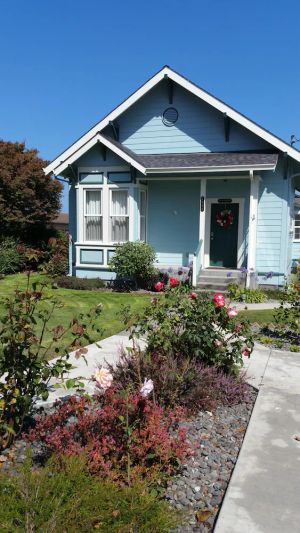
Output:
[0, 387, 257, 532]
[167, 386, 257, 532]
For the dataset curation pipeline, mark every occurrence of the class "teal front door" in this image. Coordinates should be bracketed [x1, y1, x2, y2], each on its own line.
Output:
[209, 203, 239, 267]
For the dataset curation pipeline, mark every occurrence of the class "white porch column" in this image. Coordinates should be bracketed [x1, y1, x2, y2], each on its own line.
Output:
[247, 172, 259, 287]
[199, 178, 207, 269]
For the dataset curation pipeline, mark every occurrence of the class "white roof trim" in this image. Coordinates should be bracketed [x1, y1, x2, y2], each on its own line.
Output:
[145, 163, 277, 174]
[45, 66, 300, 175]
[52, 133, 146, 176]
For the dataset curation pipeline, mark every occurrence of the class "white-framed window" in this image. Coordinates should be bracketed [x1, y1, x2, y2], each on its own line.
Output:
[84, 189, 102, 241]
[139, 189, 147, 241]
[110, 189, 129, 242]
[294, 214, 300, 241]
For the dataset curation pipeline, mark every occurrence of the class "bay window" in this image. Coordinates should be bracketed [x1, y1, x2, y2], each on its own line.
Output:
[110, 189, 129, 242]
[84, 189, 102, 241]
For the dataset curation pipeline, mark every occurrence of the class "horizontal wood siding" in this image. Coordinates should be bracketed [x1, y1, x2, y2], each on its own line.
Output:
[292, 242, 300, 260]
[118, 82, 270, 154]
[147, 180, 200, 266]
[76, 144, 130, 168]
[256, 161, 289, 278]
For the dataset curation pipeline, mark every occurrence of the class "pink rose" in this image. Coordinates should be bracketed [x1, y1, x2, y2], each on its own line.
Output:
[94, 367, 113, 391]
[227, 307, 238, 318]
[214, 339, 223, 347]
[241, 346, 251, 358]
[235, 323, 242, 333]
[190, 292, 198, 300]
[169, 277, 179, 288]
[154, 281, 164, 292]
[213, 292, 225, 308]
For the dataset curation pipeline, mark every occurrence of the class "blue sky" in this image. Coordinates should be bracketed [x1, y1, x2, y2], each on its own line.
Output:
[1, 0, 300, 211]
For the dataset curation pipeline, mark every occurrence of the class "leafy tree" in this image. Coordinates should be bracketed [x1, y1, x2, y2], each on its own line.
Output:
[0, 140, 62, 241]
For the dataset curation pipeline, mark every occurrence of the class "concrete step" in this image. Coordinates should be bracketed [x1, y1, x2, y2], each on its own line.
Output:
[197, 282, 229, 291]
[200, 269, 240, 279]
[199, 276, 233, 284]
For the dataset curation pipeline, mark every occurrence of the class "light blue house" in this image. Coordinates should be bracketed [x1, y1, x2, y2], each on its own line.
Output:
[293, 197, 300, 269]
[45, 66, 300, 288]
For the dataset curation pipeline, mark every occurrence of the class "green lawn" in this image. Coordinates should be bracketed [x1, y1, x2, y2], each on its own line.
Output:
[239, 309, 276, 324]
[0, 273, 151, 349]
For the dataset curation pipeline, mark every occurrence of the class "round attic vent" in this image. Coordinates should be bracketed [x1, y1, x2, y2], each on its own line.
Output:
[162, 107, 178, 127]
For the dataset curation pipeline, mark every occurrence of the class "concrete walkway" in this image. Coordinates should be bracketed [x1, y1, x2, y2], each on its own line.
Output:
[36, 331, 145, 406]
[215, 346, 300, 533]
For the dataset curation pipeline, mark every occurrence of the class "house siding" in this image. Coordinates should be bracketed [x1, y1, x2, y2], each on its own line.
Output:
[256, 160, 289, 285]
[117, 82, 271, 154]
[76, 144, 130, 168]
[147, 180, 200, 266]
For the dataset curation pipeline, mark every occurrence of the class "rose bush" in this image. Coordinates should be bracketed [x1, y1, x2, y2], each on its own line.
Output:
[124, 290, 253, 374]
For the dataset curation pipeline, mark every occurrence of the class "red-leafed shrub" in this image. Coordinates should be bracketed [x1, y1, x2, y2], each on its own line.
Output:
[26, 390, 190, 484]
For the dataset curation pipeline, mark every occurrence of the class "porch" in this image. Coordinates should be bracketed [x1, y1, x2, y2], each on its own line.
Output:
[144, 174, 259, 288]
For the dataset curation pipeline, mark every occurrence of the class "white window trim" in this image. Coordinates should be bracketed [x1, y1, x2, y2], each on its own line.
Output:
[294, 212, 300, 242]
[76, 167, 136, 246]
[109, 187, 130, 243]
[83, 188, 103, 243]
[139, 186, 148, 242]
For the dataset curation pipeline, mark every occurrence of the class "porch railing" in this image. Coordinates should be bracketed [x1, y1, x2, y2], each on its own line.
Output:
[192, 240, 203, 287]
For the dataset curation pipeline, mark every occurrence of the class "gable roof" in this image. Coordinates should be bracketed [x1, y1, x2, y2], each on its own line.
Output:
[44, 66, 300, 176]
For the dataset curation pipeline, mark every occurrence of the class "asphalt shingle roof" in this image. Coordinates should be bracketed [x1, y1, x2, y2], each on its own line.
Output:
[102, 135, 278, 170]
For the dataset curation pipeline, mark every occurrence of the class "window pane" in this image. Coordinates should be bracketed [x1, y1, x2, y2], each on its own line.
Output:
[86, 216, 102, 241]
[108, 172, 131, 183]
[295, 214, 300, 226]
[111, 217, 129, 242]
[86, 190, 101, 215]
[111, 190, 128, 215]
[295, 228, 300, 240]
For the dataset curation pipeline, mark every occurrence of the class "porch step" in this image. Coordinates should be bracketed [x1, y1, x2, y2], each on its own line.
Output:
[197, 269, 241, 292]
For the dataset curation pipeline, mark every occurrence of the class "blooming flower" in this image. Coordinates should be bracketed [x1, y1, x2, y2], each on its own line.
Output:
[140, 378, 154, 398]
[266, 271, 273, 279]
[213, 292, 225, 308]
[241, 346, 251, 358]
[214, 339, 223, 347]
[169, 277, 179, 288]
[226, 272, 232, 278]
[190, 292, 198, 300]
[94, 367, 113, 391]
[234, 323, 242, 333]
[227, 307, 238, 318]
[154, 281, 164, 292]
[240, 267, 248, 274]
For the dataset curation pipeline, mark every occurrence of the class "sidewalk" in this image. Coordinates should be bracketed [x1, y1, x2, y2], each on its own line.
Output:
[215, 346, 300, 533]
[36, 331, 145, 406]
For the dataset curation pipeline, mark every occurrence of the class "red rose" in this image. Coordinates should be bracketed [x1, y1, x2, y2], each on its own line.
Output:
[190, 292, 198, 300]
[154, 281, 164, 292]
[213, 292, 225, 308]
[169, 277, 179, 288]
[234, 323, 242, 333]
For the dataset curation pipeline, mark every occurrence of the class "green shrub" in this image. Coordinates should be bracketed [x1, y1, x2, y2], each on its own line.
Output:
[0, 238, 25, 275]
[274, 283, 300, 342]
[227, 282, 267, 303]
[109, 241, 156, 289]
[0, 271, 102, 450]
[123, 289, 253, 374]
[0, 454, 179, 532]
[54, 276, 105, 290]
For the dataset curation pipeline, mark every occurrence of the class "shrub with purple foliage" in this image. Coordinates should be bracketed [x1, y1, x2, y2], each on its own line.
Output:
[109, 349, 250, 413]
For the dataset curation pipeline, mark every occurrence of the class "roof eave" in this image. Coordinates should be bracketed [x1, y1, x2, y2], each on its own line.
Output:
[145, 163, 277, 174]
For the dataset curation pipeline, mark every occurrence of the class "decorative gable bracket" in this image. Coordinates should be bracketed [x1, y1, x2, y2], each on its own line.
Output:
[224, 113, 231, 142]
[109, 121, 119, 141]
